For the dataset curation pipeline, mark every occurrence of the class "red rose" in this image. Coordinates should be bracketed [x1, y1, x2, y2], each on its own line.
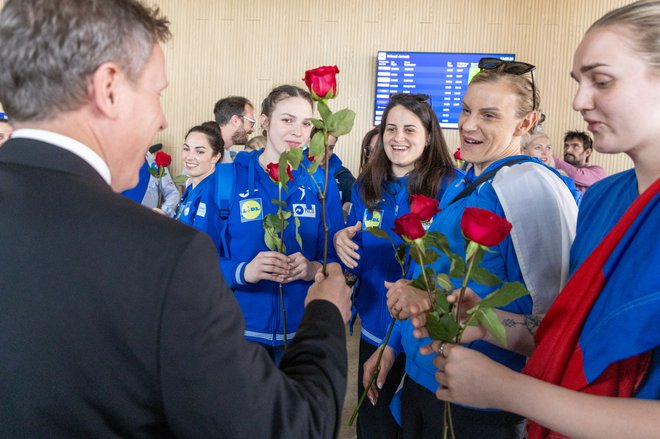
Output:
[266, 162, 293, 183]
[409, 194, 440, 222]
[154, 151, 171, 168]
[306, 152, 316, 162]
[460, 207, 512, 247]
[303, 66, 339, 100]
[392, 213, 426, 241]
[453, 148, 462, 161]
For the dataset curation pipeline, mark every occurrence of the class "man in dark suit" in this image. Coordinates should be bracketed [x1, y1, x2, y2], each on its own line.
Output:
[0, 1, 351, 437]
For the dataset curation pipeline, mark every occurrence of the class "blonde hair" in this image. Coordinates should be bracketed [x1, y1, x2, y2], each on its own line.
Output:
[469, 68, 540, 119]
[521, 132, 550, 150]
[590, 0, 660, 71]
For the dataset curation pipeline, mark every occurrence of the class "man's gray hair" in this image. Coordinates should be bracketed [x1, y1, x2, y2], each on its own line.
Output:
[0, 0, 170, 122]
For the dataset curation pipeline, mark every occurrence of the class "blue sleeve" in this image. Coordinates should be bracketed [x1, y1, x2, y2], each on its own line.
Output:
[219, 257, 247, 289]
[386, 319, 404, 355]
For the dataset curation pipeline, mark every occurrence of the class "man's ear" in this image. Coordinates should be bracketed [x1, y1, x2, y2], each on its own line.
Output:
[90, 62, 123, 119]
[584, 147, 592, 161]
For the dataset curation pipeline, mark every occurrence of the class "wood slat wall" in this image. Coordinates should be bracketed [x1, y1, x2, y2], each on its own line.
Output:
[1, 0, 635, 176]
[152, 0, 633, 177]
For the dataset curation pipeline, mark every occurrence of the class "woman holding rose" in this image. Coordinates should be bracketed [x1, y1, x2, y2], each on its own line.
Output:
[334, 93, 456, 439]
[364, 59, 578, 438]
[218, 84, 343, 363]
[415, 2, 660, 438]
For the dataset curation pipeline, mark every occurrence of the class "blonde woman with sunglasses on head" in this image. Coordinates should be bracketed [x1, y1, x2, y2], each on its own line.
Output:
[410, 2, 660, 438]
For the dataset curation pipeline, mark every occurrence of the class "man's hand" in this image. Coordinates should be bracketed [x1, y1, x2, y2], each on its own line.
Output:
[305, 262, 352, 323]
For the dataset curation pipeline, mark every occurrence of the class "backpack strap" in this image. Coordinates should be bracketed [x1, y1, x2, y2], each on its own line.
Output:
[450, 157, 528, 205]
[214, 162, 236, 258]
[214, 162, 235, 220]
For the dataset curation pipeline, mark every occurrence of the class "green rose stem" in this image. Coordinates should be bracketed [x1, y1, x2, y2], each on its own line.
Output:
[348, 317, 395, 426]
[414, 244, 435, 305]
[277, 183, 288, 349]
[442, 248, 479, 439]
[349, 257, 408, 426]
[454, 250, 479, 344]
[320, 130, 330, 277]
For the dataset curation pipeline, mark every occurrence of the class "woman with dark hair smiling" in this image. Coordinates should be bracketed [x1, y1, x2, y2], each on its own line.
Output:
[334, 93, 455, 439]
[176, 121, 224, 248]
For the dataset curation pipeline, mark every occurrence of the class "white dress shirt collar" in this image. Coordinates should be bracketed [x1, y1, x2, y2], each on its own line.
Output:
[11, 128, 112, 185]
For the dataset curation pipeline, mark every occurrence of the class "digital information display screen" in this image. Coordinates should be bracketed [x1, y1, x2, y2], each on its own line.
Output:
[374, 51, 515, 129]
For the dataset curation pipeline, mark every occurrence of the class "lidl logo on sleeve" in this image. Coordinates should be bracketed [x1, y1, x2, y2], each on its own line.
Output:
[292, 204, 316, 218]
[240, 198, 263, 222]
[363, 209, 383, 229]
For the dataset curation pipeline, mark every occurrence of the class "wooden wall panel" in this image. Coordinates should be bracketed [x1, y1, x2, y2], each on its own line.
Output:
[151, 0, 634, 178]
[0, 0, 635, 176]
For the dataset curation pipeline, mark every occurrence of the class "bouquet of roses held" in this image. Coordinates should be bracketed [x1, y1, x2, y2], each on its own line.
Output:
[351, 195, 530, 438]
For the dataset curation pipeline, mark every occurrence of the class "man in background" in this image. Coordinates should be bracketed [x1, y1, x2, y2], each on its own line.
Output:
[0, 1, 350, 437]
[554, 130, 607, 193]
[213, 95, 255, 162]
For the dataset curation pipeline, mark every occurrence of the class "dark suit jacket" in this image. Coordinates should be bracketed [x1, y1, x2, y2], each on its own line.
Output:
[0, 138, 347, 438]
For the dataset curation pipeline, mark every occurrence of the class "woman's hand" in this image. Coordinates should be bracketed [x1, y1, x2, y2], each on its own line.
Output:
[362, 345, 395, 405]
[333, 221, 362, 269]
[413, 287, 487, 354]
[284, 252, 321, 282]
[434, 344, 512, 409]
[243, 251, 290, 283]
[385, 279, 432, 320]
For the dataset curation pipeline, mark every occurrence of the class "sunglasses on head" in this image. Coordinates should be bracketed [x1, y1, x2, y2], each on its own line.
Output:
[478, 57, 537, 111]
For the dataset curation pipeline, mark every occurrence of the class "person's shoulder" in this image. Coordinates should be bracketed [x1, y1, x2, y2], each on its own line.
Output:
[587, 168, 634, 194]
[231, 150, 256, 169]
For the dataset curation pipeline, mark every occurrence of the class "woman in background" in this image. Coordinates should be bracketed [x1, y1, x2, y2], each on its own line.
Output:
[176, 121, 224, 249]
[521, 132, 582, 203]
[359, 126, 380, 175]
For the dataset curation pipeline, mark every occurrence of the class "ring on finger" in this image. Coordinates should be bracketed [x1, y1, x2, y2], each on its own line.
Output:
[437, 341, 448, 358]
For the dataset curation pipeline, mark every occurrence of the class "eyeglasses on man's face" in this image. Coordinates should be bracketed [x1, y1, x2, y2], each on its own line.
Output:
[478, 57, 537, 111]
[241, 115, 256, 128]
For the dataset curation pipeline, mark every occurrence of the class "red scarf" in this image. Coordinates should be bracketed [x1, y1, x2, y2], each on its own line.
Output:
[522, 177, 660, 439]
